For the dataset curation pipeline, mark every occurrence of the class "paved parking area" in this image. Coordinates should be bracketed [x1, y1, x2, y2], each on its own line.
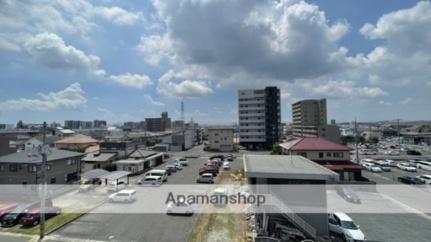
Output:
[51, 149, 245, 242]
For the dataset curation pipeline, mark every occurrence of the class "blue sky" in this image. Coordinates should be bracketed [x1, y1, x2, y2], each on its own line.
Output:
[0, 0, 430, 125]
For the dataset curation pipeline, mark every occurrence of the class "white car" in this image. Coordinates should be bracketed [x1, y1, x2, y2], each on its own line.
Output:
[196, 173, 214, 183]
[107, 181, 127, 193]
[166, 201, 193, 215]
[138, 176, 163, 186]
[222, 161, 230, 170]
[178, 158, 189, 166]
[385, 159, 396, 167]
[146, 169, 168, 182]
[328, 212, 365, 242]
[363, 163, 383, 172]
[385, 150, 400, 156]
[108, 190, 136, 203]
[416, 175, 431, 185]
[397, 162, 417, 172]
[173, 162, 183, 170]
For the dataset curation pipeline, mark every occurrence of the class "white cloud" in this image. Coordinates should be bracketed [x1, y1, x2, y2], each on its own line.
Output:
[24, 33, 105, 75]
[157, 71, 213, 97]
[146, 0, 352, 84]
[0, 83, 86, 111]
[378, 100, 392, 106]
[355, 1, 431, 86]
[300, 80, 387, 99]
[93, 6, 142, 26]
[143, 94, 165, 106]
[137, 34, 173, 65]
[399, 97, 413, 105]
[109, 73, 153, 89]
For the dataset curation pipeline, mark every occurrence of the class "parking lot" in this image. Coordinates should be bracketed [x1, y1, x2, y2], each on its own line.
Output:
[51, 149, 245, 242]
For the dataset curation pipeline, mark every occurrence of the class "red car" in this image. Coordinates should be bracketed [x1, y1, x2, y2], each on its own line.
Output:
[199, 166, 219, 176]
[20, 207, 61, 226]
[0, 203, 17, 219]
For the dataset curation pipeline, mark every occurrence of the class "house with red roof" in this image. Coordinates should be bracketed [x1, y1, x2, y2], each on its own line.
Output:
[55, 134, 99, 152]
[279, 137, 363, 181]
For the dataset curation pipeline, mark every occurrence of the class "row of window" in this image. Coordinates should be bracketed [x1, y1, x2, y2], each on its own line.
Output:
[0, 159, 77, 173]
[297, 152, 344, 158]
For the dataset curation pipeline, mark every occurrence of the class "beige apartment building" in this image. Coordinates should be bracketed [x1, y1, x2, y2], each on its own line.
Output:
[207, 127, 234, 152]
[292, 99, 341, 143]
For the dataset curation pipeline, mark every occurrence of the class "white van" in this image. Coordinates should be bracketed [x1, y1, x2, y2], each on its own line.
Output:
[146, 169, 168, 182]
[107, 181, 127, 193]
[109, 190, 136, 203]
[139, 176, 163, 187]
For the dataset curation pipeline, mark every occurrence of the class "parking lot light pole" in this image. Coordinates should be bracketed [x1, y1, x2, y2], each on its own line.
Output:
[39, 122, 48, 240]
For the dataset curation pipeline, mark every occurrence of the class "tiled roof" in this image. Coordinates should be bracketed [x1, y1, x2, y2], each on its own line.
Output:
[279, 137, 352, 151]
[0, 148, 83, 164]
[55, 135, 98, 144]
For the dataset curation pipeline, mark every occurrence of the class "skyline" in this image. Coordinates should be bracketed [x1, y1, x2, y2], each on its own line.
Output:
[1, 0, 431, 125]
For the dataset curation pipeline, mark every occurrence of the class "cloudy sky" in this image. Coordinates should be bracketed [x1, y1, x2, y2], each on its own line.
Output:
[1, 0, 430, 125]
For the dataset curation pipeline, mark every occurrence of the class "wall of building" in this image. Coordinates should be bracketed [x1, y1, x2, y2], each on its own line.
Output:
[0, 157, 81, 184]
[208, 128, 234, 151]
[284, 150, 349, 161]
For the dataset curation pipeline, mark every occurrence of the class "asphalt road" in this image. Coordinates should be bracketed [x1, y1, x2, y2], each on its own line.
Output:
[51, 146, 245, 242]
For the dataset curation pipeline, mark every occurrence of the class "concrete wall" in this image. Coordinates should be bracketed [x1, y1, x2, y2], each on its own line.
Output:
[208, 128, 234, 151]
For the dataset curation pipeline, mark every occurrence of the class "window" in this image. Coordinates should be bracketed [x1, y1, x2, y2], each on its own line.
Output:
[28, 165, 37, 173]
[319, 152, 324, 158]
[326, 152, 331, 157]
[9, 164, 18, 172]
[67, 159, 76, 165]
[333, 152, 344, 158]
[50, 177, 56, 184]
[0, 164, 4, 172]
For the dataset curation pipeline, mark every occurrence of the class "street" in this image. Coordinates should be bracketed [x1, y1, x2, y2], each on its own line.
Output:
[51, 146, 246, 242]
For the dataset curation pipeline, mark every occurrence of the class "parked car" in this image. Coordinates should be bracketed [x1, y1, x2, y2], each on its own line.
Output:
[398, 176, 425, 185]
[416, 175, 431, 185]
[20, 206, 61, 226]
[79, 182, 96, 193]
[385, 159, 397, 167]
[166, 201, 193, 215]
[196, 173, 214, 183]
[146, 169, 168, 182]
[0, 203, 17, 220]
[397, 162, 417, 172]
[379, 165, 391, 172]
[384, 150, 400, 156]
[199, 166, 219, 176]
[213, 188, 228, 207]
[222, 161, 230, 170]
[363, 163, 383, 172]
[179, 158, 189, 166]
[109, 190, 137, 203]
[138, 176, 163, 186]
[209, 155, 224, 161]
[173, 162, 183, 170]
[328, 212, 365, 242]
[107, 181, 127, 193]
[407, 150, 422, 156]
[1, 200, 53, 228]
[165, 165, 177, 173]
[336, 187, 360, 204]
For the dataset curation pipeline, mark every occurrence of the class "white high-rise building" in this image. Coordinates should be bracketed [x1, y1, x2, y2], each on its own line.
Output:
[238, 87, 281, 150]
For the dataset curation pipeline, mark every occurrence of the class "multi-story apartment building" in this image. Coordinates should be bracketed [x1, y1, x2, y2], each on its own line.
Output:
[207, 127, 234, 152]
[145, 112, 172, 132]
[292, 99, 341, 143]
[238, 87, 281, 150]
[64, 120, 94, 129]
[93, 120, 107, 128]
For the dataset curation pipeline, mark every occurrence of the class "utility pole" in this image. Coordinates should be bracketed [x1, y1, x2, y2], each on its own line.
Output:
[39, 122, 48, 240]
[355, 118, 359, 164]
[397, 118, 401, 145]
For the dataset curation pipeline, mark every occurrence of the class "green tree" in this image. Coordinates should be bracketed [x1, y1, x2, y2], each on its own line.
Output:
[271, 142, 282, 155]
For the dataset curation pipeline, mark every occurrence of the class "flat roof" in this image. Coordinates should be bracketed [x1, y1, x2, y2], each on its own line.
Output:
[244, 155, 338, 181]
[81, 169, 110, 179]
[82, 152, 116, 162]
[99, 171, 131, 180]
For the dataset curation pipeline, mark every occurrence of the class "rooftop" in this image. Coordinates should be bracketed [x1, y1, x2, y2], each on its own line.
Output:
[279, 137, 352, 151]
[82, 152, 116, 163]
[244, 155, 338, 181]
[0, 148, 83, 164]
[129, 149, 158, 158]
[55, 134, 98, 144]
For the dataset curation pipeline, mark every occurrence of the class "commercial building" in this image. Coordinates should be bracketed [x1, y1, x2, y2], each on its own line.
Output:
[244, 155, 338, 240]
[93, 120, 107, 128]
[206, 127, 234, 152]
[238, 86, 281, 150]
[145, 112, 171, 132]
[0, 130, 39, 156]
[279, 137, 363, 181]
[0, 148, 83, 184]
[115, 150, 164, 175]
[64, 120, 94, 130]
[292, 99, 341, 143]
